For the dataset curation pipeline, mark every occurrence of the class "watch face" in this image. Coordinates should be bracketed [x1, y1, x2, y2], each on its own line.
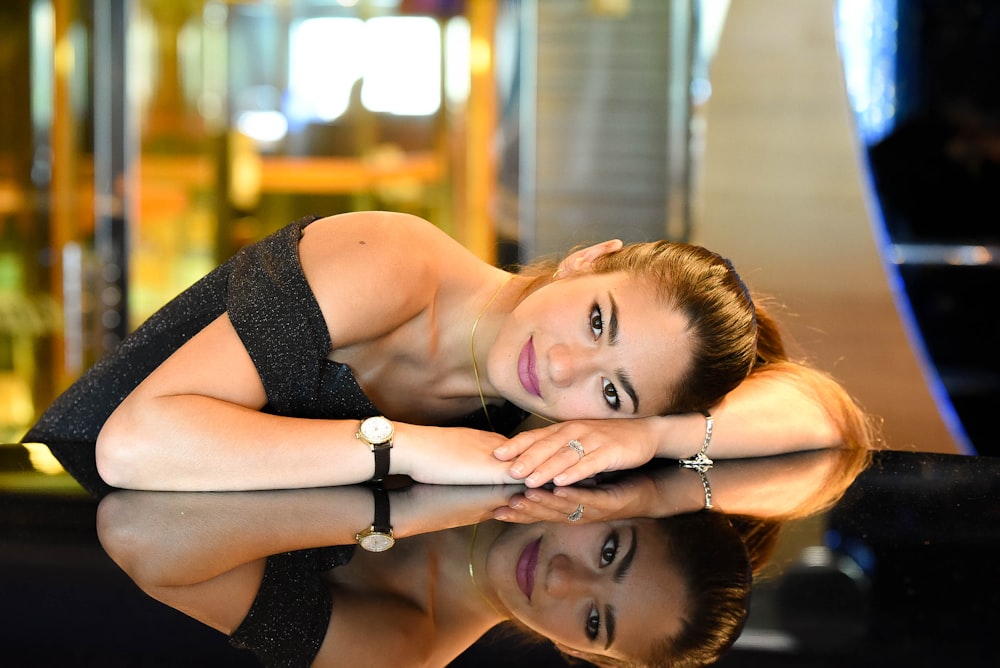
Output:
[359, 532, 394, 552]
[361, 416, 394, 444]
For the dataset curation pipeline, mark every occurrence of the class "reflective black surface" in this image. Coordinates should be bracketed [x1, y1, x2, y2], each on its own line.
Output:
[1, 443, 997, 667]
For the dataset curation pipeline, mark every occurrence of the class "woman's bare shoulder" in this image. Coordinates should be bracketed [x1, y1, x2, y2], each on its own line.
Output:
[299, 212, 473, 342]
[301, 212, 467, 280]
[303, 211, 459, 253]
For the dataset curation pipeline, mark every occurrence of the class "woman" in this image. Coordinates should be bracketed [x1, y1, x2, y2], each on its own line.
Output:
[25, 211, 875, 492]
[96, 476, 766, 668]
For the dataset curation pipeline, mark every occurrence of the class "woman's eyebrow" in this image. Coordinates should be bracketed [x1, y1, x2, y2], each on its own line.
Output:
[605, 527, 638, 649]
[608, 293, 639, 413]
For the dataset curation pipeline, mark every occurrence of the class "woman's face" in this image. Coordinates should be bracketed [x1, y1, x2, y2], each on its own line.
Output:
[488, 271, 692, 420]
[485, 519, 687, 663]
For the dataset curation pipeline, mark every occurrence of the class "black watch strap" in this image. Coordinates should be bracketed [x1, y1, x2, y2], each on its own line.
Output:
[372, 443, 391, 482]
[371, 483, 391, 532]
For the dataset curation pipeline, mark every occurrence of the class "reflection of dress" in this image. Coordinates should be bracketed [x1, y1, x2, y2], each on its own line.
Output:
[230, 546, 354, 667]
[25, 215, 525, 495]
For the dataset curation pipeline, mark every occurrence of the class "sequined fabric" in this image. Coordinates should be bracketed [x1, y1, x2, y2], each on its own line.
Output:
[230, 546, 354, 667]
[24, 215, 379, 492]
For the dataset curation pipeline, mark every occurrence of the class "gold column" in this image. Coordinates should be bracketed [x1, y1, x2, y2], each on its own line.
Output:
[49, 0, 82, 389]
[463, 0, 498, 263]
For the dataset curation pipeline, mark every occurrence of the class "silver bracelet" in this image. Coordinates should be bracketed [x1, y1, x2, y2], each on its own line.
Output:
[696, 469, 714, 510]
[679, 410, 715, 473]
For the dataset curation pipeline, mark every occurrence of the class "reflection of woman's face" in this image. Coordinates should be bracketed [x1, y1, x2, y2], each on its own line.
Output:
[485, 519, 687, 663]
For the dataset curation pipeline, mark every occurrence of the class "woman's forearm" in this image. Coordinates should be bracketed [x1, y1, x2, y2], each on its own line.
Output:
[97, 395, 380, 490]
[655, 363, 856, 461]
[97, 393, 518, 491]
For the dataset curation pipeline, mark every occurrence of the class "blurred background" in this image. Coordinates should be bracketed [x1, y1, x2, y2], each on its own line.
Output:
[0, 0, 997, 482]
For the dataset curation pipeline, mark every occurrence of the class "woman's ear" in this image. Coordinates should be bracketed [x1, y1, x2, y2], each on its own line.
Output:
[555, 239, 624, 277]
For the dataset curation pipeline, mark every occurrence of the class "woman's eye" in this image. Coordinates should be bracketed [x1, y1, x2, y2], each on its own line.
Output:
[600, 532, 620, 567]
[589, 304, 604, 339]
[586, 606, 601, 640]
[602, 378, 621, 410]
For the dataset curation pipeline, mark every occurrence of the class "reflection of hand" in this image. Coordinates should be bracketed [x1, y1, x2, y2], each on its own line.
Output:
[493, 418, 661, 487]
[493, 482, 646, 524]
[393, 483, 525, 534]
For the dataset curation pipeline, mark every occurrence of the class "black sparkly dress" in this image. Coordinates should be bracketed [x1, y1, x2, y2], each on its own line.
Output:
[24, 214, 524, 666]
[24, 215, 381, 496]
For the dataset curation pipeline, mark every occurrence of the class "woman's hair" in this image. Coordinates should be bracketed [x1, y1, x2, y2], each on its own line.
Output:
[518, 241, 882, 457]
[518, 242, 763, 413]
[565, 511, 767, 668]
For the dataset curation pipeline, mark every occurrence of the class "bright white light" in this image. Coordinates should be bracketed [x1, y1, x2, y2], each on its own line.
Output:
[236, 110, 289, 143]
[445, 17, 471, 108]
[361, 17, 441, 116]
[836, 0, 898, 143]
[288, 18, 365, 122]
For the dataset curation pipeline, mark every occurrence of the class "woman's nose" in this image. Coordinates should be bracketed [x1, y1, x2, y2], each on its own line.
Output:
[545, 553, 594, 599]
[548, 342, 594, 389]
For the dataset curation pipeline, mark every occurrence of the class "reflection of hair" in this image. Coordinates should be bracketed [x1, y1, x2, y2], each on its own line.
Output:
[745, 362, 879, 515]
[569, 512, 759, 668]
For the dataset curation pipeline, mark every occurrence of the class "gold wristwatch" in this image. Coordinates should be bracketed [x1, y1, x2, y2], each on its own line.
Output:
[355, 483, 394, 552]
[356, 416, 394, 482]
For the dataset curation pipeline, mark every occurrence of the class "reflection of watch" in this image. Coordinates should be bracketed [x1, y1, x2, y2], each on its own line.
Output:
[355, 484, 394, 552]
[356, 416, 394, 481]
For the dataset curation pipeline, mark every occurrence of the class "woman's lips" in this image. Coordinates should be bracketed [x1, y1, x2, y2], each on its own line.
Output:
[518, 338, 541, 397]
[517, 537, 541, 600]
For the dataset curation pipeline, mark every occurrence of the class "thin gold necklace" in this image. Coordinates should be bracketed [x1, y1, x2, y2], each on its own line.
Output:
[469, 523, 504, 618]
[470, 275, 512, 432]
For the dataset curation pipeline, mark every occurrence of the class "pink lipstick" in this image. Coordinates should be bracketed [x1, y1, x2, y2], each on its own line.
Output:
[518, 338, 541, 397]
[516, 537, 541, 599]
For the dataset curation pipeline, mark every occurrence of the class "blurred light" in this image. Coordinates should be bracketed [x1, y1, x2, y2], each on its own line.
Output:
[890, 244, 1000, 266]
[361, 17, 441, 116]
[286, 16, 442, 122]
[469, 34, 491, 75]
[836, 0, 898, 143]
[236, 110, 289, 143]
[288, 18, 365, 123]
[23, 443, 65, 476]
[445, 17, 471, 107]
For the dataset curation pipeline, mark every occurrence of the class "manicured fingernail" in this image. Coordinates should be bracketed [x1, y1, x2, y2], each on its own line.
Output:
[525, 490, 540, 501]
[510, 501, 525, 510]
[495, 511, 511, 521]
[553, 475, 567, 485]
[494, 446, 508, 456]
[509, 466, 523, 478]
[525, 474, 540, 486]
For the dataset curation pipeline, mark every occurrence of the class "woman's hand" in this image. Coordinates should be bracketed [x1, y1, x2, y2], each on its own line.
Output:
[492, 418, 664, 487]
[396, 424, 523, 486]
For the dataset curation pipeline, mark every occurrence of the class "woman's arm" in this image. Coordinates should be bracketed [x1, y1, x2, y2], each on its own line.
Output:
[496, 361, 875, 488]
[95, 213, 517, 491]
